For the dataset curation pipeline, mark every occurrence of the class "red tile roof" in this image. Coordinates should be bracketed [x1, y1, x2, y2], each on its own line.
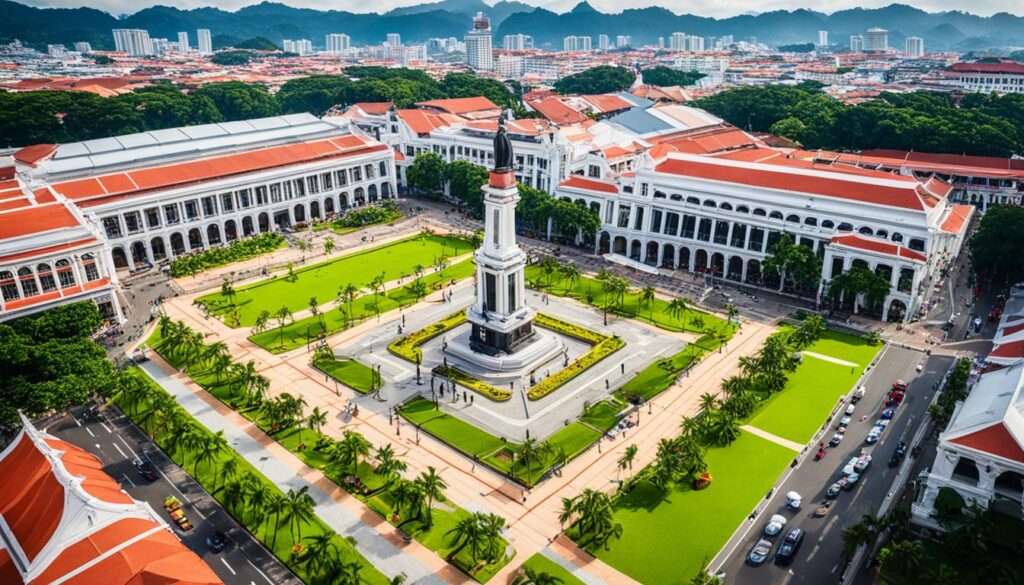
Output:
[999, 322, 1024, 337]
[941, 204, 974, 235]
[950, 61, 1024, 75]
[415, 97, 500, 115]
[654, 155, 933, 211]
[527, 97, 588, 124]
[560, 175, 619, 194]
[857, 148, 1024, 176]
[582, 94, 633, 113]
[989, 340, 1024, 359]
[13, 144, 57, 166]
[47, 137, 388, 207]
[830, 234, 927, 263]
[0, 433, 64, 562]
[0, 237, 98, 263]
[0, 203, 82, 240]
[396, 109, 453, 135]
[950, 422, 1024, 464]
[352, 101, 394, 115]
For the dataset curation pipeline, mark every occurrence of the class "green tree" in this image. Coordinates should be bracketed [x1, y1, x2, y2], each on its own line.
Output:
[331, 430, 372, 479]
[406, 152, 447, 194]
[276, 75, 354, 115]
[641, 66, 705, 87]
[283, 485, 316, 542]
[192, 81, 278, 121]
[554, 66, 636, 94]
[617, 444, 638, 475]
[970, 204, 1024, 285]
[414, 466, 447, 529]
[373, 443, 408, 487]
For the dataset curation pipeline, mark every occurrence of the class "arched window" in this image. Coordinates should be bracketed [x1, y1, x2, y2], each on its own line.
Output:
[0, 271, 19, 301]
[837, 222, 853, 232]
[18, 267, 38, 296]
[875, 229, 888, 239]
[37, 263, 57, 292]
[736, 205, 750, 214]
[720, 202, 733, 211]
[379, 161, 388, 177]
[55, 259, 76, 288]
[753, 208, 767, 217]
[804, 217, 817, 226]
[82, 253, 100, 281]
[821, 220, 835, 229]
[785, 214, 800, 223]
[769, 211, 784, 220]
[654, 190, 667, 199]
[859, 226, 874, 236]
[908, 238, 926, 252]
[686, 196, 700, 205]
[670, 194, 683, 201]
[703, 200, 717, 208]
[891, 232, 904, 243]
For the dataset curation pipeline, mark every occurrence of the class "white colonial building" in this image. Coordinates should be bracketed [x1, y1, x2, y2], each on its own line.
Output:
[1, 113, 397, 323]
[913, 360, 1024, 528]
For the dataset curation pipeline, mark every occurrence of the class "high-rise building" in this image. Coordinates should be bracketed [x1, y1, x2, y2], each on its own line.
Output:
[177, 31, 190, 52]
[47, 44, 68, 58]
[151, 38, 170, 56]
[817, 30, 829, 47]
[905, 36, 924, 58]
[670, 32, 686, 51]
[465, 12, 493, 70]
[386, 33, 402, 47]
[616, 35, 631, 49]
[563, 36, 591, 52]
[282, 39, 313, 55]
[502, 34, 532, 51]
[849, 35, 863, 52]
[73, 42, 92, 53]
[326, 33, 350, 53]
[598, 34, 610, 51]
[112, 29, 153, 57]
[658, 37, 665, 49]
[197, 28, 212, 54]
[864, 27, 888, 52]
[685, 36, 705, 53]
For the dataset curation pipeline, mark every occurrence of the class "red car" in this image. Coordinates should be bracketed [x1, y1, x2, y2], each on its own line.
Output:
[892, 380, 909, 392]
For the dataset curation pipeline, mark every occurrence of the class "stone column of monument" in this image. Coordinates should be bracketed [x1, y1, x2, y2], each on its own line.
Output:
[466, 115, 537, 356]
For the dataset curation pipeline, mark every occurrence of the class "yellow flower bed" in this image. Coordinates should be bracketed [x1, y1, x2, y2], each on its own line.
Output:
[527, 334, 624, 400]
[388, 310, 467, 362]
[433, 365, 512, 401]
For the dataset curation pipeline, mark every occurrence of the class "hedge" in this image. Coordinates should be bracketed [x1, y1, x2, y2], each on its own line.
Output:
[169, 232, 284, 277]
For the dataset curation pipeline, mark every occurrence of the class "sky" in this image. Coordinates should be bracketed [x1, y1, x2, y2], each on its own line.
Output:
[16, 0, 1024, 18]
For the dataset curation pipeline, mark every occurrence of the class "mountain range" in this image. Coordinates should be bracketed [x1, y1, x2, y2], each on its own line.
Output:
[1, 0, 1022, 53]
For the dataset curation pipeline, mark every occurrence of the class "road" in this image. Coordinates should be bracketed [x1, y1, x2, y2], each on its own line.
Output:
[42, 404, 299, 585]
[715, 345, 954, 585]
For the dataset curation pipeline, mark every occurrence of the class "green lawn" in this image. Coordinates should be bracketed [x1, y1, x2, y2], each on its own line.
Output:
[249, 258, 474, 353]
[199, 233, 472, 325]
[117, 369, 388, 585]
[315, 357, 377, 394]
[618, 326, 736, 402]
[591, 433, 794, 585]
[580, 399, 627, 432]
[746, 329, 882, 444]
[525, 266, 727, 333]
[400, 397, 601, 488]
[146, 326, 510, 582]
[520, 553, 586, 585]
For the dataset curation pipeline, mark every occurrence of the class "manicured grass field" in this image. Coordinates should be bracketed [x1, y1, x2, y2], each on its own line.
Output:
[315, 357, 376, 394]
[520, 553, 586, 585]
[580, 399, 627, 431]
[618, 326, 735, 402]
[249, 258, 474, 352]
[400, 397, 601, 487]
[525, 266, 727, 333]
[746, 329, 882, 444]
[592, 433, 794, 585]
[199, 233, 471, 325]
[116, 369, 388, 585]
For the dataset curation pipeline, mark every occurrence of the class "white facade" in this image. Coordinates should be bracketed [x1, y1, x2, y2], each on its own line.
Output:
[598, 35, 610, 51]
[865, 27, 888, 52]
[948, 64, 1024, 94]
[906, 36, 924, 58]
[111, 29, 153, 57]
[283, 39, 313, 56]
[685, 36, 705, 53]
[616, 35, 632, 49]
[387, 33, 402, 47]
[177, 31, 190, 52]
[849, 35, 863, 52]
[502, 34, 532, 51]
[72, 42, 92, 53]
[673, 56, 729, 73]
[197, 28, 212, 54]
[817, 30, 829, 46]
[913, 360, 1024, 528]
[563, 36, 592, 52]
[670, 32, 686, 51]
[465, 13, 493, 71]
[326, 33, 351, 53]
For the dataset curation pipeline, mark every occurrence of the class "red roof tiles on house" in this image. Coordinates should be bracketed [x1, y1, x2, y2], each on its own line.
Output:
[13, 144, 57, 166]
[560, 175, 619, 194]
[526, 97, 588, 125]
[949, 423, 1024, 464]
[581, 94, 633, 113]
[830, 234, 927, 263]
[654, 156, 933, 211]
[941, 205, 974, 235]
[351, 102, 394, 115]
[415, 97, 500, 115]
[950, 61, 1024, 75]
[989, 340, 1024, 360]
[0, 203, 81, 240]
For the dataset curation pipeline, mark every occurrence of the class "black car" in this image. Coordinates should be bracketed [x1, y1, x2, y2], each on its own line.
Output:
[774, 528, 804, 565]
[206, 531, 228, 553]
[889, 442, 907, 468]
[133, 459, 157, 482]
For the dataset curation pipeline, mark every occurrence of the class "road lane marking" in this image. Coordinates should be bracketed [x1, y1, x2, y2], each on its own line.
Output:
[100, 421, 113, 434]
[116, 434, 136, 455]
[122, 474, 136, 488]
[69, 412, 82, 427]
[85, 427, 95, 437]
[193, 506, 207, 520]
[220, 558, 236, 576]
[247, 560, 274, 585]
[112, 442, 129, 460]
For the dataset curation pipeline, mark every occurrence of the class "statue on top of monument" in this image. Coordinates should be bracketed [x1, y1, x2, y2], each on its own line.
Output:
[493, 113, 513, 173]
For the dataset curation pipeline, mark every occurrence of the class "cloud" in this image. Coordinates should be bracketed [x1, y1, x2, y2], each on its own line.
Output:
[16, 0, 1024, 18]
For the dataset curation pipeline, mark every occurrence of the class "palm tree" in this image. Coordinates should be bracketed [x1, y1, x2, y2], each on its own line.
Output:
[193, 430, 227, 476]
[515, 438, 552, 485]
[698, 392, 718, 415]
[265, 492, 287, 551]
[221, 280, 236, 305]
[332, 430, 372, 479]
[252, 310, 271, 336]
[390, 478, 418, 518]
[841, 513, 878, 562]
[706, 410, 741, 446]
[306, 406, 328, 438]
[301, 530, 340, 577]
[309, 296, 323, 330]
[617, 444, 638, 475]
[407, 278, 428, 303]
[216, 456, 238, 493]
[323, 236, 335, 256]
[514, 566, 564, 585]
[275, 305, 293, 347]
[248, 375, 270, 407]
[221, 479, 246, 516]
[639, 285, 656, 317]
[321, 558, 362, 585]
[478, 512, 506, 562]
[413, 264, 425, 279]
[571, 489, 616, 549]
[560, 262, 581, 293]
[246, 482, 273, 531]
[538, 256, 559, 286]
[338, 282, 359, 328]
[373, 444, 408, 487]
[414, 466, 446, 529]
[283, 486, 317, 543]
[369, 273, 386, 319]
[879, 539, 925, 576]
[665, 296, 688, 325]
[446, 514, 486, 565]
[557, 497, 576, 531]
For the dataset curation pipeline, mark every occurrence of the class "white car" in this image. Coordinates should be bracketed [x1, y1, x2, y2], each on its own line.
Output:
[838, 415, 852, 428]
[866, 426, 884, 444]
[845, 403, 856, 416]
[786, 491, 802, 510]
[843, 453, 872, 475]
[763, 514, 787, 537]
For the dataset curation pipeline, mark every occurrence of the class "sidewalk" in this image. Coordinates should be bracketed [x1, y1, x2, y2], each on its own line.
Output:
[138, 359, 449, 585]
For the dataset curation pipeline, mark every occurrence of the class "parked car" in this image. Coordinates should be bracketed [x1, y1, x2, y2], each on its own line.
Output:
[866, 426, 884, 444]
[133, 459, 157, 482]
[840, 472, 861, 490]
[826, 482, 842, 499]
[829, 433, 845, 447]
[851, 386, 866, 403]
[845, 403, 856, 416]
[973, 316, 983, 333]
[892, 380, 909, 392]
[786, 491, 802, 511]
[774, 528, 805, 565]
[206, 531, 228, 553]
[880, 407, 897, 420]
[747, 538, 774, 566]
[763, 514, 787, 537]
[838, 415, 852, 428]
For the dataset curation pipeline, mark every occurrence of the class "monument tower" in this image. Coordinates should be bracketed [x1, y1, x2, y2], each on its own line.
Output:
[466, 115, 536, 355]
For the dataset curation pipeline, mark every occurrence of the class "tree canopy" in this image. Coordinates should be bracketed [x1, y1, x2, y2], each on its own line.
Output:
[0, 302, 115, 424]
[970, 204, 1024, 285]
[554, 66, 636, 95]
[234, 36, 279, 51]
[640, 66, 705, 87]
[210, 50, 254, 66]
[696, 85, 1024, 157]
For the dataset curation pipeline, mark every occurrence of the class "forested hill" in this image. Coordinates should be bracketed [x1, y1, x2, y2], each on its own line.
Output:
[2, 1, 1024, 52]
